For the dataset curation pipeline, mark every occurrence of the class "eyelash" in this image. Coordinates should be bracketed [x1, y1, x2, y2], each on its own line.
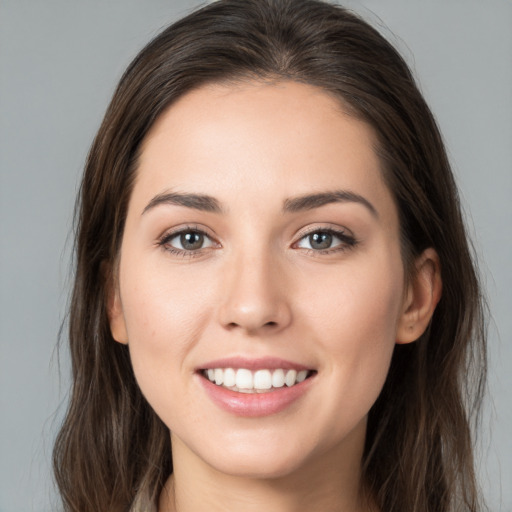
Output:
[157, 225, 358, 258]
[157, 225, 215, 259]
[294, 227, 358, 256]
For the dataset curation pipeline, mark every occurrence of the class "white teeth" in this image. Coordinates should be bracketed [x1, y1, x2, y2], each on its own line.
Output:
[296, 370, 308, 383]
[223, 367, 236, 387]
[272, 369, 285, 388]
[214, 368, 223, 385]
[203, 367, 311, 392]
[235, 369, 253, 389]
[253, 369, 272, 390]
[285, 369, 297, 387]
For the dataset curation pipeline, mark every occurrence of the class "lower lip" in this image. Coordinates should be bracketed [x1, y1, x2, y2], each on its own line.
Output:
[198, 373, 315, 417]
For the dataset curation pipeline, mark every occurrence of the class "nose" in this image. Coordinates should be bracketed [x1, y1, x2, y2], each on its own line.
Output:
[217, 250, 292, 335]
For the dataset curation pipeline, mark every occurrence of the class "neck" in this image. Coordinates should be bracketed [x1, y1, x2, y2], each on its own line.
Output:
[159, 423, 373, 512]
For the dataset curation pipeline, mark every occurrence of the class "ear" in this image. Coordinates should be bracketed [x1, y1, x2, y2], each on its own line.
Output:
[104, 263, 128, 345]
[396, 248, 442, 344]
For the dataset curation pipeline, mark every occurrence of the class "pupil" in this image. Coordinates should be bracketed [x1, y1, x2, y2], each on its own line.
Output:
[310, 232, 332, 250]
[181, 232, 203, 250]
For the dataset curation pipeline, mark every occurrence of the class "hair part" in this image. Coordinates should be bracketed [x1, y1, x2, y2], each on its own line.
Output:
[53, 1, 487, 511]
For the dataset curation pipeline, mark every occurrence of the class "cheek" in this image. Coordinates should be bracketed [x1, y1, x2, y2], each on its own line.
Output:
[117, 255, 216, 401]
[298, 254, 404, 418]
[121, 252, 213, 336]
[299, 254, 404, 347]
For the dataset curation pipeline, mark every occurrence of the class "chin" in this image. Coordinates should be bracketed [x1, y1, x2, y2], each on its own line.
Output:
[208, 449, 310, 480]
[193, 427, 333, 481]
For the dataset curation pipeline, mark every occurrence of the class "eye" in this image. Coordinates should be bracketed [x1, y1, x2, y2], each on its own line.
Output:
[158, 227, 216, 255]
[295, 228, 357, 253]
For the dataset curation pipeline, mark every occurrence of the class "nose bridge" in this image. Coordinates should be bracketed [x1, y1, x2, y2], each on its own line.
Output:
[218, 242, 291, 333]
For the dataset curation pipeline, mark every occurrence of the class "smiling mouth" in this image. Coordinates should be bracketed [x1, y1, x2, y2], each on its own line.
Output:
[201, 368, 316, 393]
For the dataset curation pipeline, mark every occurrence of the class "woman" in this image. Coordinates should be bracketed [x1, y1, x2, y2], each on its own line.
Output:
[53, 0, 487, 510]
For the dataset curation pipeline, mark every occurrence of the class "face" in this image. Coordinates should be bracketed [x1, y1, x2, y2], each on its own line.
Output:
[109, 81, 416, 479]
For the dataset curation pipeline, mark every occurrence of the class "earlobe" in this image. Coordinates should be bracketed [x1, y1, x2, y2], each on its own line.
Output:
[105, 264, 128, 345]
[396, 248, 442, 344]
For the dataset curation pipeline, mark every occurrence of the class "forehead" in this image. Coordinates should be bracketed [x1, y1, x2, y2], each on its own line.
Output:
[133, 80, 394, 218]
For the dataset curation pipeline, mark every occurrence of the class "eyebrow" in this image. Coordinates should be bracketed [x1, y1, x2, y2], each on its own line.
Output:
[142, 189, 378, 218]
[142, 191, 224, 215]
[282, 190, 378, 218]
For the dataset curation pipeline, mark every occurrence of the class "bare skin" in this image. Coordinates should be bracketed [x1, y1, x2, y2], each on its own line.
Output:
[108, 81, 441, 512]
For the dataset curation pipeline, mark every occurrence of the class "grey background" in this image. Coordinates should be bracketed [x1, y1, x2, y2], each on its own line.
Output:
[1, 0, 510, 510]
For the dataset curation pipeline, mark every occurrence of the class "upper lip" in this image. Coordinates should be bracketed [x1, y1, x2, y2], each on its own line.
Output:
[197, 356, 312, 372]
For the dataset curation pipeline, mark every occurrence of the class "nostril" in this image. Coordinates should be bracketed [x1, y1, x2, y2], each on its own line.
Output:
[227, 321, 277, 329]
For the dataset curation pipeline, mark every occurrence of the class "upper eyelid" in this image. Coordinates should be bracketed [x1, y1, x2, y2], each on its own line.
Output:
[158, 226, 357, 253]
[158, 227, 218, 256]
[157, 224, 355, 248]
[297, 231, 352, 245]
[159, 224, 216, 241]
[159, 225, 350, 236]
[294, 224, 353, 240]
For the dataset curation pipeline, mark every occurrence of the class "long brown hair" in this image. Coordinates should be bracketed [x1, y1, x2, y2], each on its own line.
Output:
[53, 1, 487, 510]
